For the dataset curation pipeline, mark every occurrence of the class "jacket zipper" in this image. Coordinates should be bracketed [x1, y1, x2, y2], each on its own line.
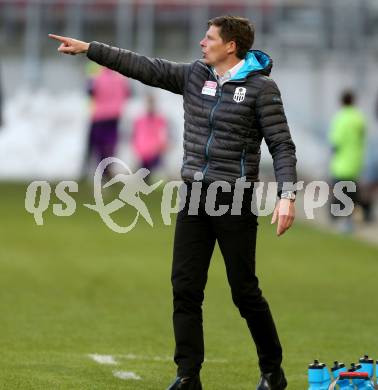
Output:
[201, 76, 246, 177]
[240, 147, 246, 177]
[202, 85, 223, 176]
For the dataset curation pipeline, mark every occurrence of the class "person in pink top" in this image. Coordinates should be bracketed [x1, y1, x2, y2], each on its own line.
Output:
[84, 66, 130, 178]
[132, 94, 168, 175]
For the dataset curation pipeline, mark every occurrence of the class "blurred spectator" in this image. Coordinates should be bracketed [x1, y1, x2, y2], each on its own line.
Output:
[357, 91, 378, 222]
[131, 94, 168, 177]
[82, 65, 130, 179]
[0, 62, 3, 128]
[359, 154, 378, 223]
[328, 90, 366, 231]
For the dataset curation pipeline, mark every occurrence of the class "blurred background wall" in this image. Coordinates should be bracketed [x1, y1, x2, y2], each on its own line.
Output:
[0, 0, 378, 182]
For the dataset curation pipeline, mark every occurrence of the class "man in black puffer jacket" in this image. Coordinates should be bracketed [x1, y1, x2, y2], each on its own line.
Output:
[49, 15, 296, 390]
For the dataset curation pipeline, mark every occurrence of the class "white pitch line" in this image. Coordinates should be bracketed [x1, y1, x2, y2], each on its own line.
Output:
[116, 353, 228, 364]
[88, 354, 118, 365]
[88, 352, 228, 366]
[118, 353, 171, 362]
[113, 370, 142, 380]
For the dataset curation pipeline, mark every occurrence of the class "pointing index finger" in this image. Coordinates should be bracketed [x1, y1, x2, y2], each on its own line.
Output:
[48, 34, 68, 42]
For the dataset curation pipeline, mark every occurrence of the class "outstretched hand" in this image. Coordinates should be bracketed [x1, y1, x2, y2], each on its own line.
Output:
[48, 34, 89, 55]
[271, 198, 295, 236]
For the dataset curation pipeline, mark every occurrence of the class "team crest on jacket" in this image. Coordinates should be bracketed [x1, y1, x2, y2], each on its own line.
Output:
[233, 87, 246, 103]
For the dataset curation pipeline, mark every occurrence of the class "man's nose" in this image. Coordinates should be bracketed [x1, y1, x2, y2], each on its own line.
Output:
[200, 39, 205, 47]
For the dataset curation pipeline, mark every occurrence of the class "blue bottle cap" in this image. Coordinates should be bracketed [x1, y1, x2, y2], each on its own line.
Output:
[348, 363, 362, 372]
[331, 361, 345, 371]
[309, 360, 325, 369]
[359, 355, 374, 364]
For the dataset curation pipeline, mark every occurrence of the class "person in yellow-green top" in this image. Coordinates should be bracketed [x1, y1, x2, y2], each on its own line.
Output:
[329, 90, 366, 230]
[329, 91, 366, 180]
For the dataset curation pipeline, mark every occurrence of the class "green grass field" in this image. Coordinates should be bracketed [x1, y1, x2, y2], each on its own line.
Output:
[0, 182, 377, 389]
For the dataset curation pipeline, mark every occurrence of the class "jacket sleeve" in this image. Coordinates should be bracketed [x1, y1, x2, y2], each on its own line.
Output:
[255, 78, 297, 196]
[86, 41, 191, 95]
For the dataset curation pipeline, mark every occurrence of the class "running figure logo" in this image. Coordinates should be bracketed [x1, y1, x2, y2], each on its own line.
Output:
[84, 157, 162, 233]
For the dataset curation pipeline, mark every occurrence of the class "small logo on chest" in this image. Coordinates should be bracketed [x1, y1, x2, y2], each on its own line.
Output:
[202, 80, 217, 96]
[233, 87, 246, 103]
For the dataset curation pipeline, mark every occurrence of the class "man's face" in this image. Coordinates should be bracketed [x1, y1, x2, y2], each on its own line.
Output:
[200, 25, 232, 66]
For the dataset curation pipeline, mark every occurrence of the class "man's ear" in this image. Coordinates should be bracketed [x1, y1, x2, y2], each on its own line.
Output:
[227, 41, 237, 55]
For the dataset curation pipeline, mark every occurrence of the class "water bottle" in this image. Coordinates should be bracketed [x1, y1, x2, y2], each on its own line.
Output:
[321, 363, 331, 389]
[353, 373, 374, 390]
[331, 361, 354, 389]
[308, 360, 324, 390]
[350, 363, 368, 388]
[362, 378, 375, 390]
[359, 355, 374, 379]
[338, 372, 373, 390]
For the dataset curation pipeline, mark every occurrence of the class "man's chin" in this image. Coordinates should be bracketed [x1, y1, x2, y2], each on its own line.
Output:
[202, 57, 213, 66]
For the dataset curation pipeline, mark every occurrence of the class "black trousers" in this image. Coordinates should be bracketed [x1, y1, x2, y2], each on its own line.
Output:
[171, 182, 283, 377]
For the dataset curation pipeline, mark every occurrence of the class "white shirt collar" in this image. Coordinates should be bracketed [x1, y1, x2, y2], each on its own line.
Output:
[213, 59, 245, 85]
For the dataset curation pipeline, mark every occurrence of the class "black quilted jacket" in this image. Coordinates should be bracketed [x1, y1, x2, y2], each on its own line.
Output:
[87, 42, 297, 194]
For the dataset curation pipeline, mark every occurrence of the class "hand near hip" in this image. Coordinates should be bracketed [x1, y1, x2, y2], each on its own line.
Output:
[271, 198, 295, 236]
[48, 34, 89, 55]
